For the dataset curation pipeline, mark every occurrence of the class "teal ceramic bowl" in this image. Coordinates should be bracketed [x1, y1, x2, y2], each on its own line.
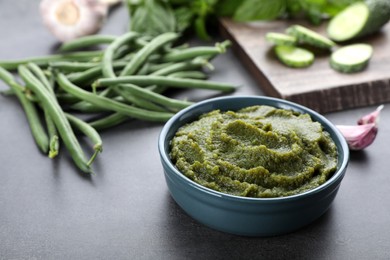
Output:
[158, 96, 349, 236]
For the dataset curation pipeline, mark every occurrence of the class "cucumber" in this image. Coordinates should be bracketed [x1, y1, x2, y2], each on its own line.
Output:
[327, 0, 390, 42]
[274, 45, 314, 68]
[265, 32, 297, 46]
[330, 44, 373, 73]
[286, 25, 336, 49]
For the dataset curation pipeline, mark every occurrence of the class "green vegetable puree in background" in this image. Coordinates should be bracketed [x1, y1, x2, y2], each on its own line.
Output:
[170, 105, 338, 198]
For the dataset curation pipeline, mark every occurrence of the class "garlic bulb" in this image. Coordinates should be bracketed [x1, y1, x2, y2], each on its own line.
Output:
[336, 105, 383, 151]
[40, 0, 109, 42]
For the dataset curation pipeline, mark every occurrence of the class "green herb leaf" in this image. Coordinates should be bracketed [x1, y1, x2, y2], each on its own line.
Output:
[173, 6, 195, 32]
[233, 0, 286, 22]
[130, 0, 176, 37]
[214, 0, 243, 17]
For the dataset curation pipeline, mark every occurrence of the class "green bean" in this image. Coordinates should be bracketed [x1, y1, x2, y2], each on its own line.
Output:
[102, 31, 139, 78]
[0, 88, 15, 95]
[57, 73, 174, 122]
[168, 71, 208, 80]
[119, 84, 193, 110]
[70, 100, 112, 113]
[135, 37, 150, 47]
[69, 87, 115, 112]
[65, 113, 102, 166]
[27, 63, 60, 158]
[162, 43, 190, 53]
[146, 65, 208, 93]
[56, 92, 81, 104]
[136, 62, 150, 75]
[88, 112, 129, 131]
[27, 63, 54, 95]
[49, 61, 101, 72]
[0, 67, 49, 153]
[0, 69, 24, 92]
[120, 32, 178, 76]
[44, 108, 59, 158]
[113, 45, 133, 60]
[114, 87, 168, 112]
[66, 61, 129, 85]
[59, 35, 117, 52]
[102, 32, 172, 110]
[67, 66, 102, 85]
[49, 135, 59, 158]
[0, 50, 103, 70]
[18, 66, 90, 173]
[161, 41, 231, 62]
[146, 62, 174, 73]
[95, 75, 237, 92]
[150, 59, 205, 76]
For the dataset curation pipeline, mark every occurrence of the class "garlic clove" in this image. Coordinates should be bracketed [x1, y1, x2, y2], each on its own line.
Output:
[357, 104, 384, 125]
[337, 123, 378, 151]
[40, 0, 109, 42]
[336, 106, 384, 151]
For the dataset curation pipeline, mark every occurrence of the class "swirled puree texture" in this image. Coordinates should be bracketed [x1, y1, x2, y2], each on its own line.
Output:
[170, 105, 338, 198]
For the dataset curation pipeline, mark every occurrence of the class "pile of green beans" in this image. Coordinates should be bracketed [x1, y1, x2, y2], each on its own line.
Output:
[0, 32, 237, 173]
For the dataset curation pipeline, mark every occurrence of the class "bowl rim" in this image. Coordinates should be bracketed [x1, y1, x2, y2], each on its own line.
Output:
[158, 95, 349, 203]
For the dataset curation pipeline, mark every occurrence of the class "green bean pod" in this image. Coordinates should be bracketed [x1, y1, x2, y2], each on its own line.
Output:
[0, 50, 103, 70]
[27, 63, 60, 158]
[70, 101, 112, 113]
[168, 71, 208, 80]
[0, 88, 15, 96]
[67, 61, 130, 85]
[18, 66, 91, 173]
[27, 63, 55, 95]
[65, 113, 103, 166]
[57, 73, 174, 122]
[118, 84, 193, 110]
[161, 40, 231, 62]
[120, 32, 178, 76]
[49, 61, 101, 72]
[59, 35, 117, 52]
[114, 87, 168, 112]
[95, 75, 237, 92]
[44, 108, 60, 158]
[102, 31, 139, 78]
[88, 112, 129, 131]
[0, 67, 49, 153]
[150, 60, 201, 77]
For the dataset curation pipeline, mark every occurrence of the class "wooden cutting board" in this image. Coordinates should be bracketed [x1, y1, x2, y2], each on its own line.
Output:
[219, 18, 390, 113]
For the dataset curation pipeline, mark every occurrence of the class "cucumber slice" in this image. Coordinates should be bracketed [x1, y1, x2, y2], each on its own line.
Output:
[327, 0, 390, 42]
[286, 25, 335, 49]
[265, 32, 297, 46]
[330, 44, 373, 73]
[274, 45, 314, 68]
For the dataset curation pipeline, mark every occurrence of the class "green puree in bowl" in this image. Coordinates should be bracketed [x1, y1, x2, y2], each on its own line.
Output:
[170, 105, 338, 198]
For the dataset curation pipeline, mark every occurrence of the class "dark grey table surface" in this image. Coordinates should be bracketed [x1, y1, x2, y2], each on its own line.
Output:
[1, 1, 390, 259]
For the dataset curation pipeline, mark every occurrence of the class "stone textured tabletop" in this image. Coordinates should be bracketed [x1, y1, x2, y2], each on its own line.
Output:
[1, 1, 389, 259]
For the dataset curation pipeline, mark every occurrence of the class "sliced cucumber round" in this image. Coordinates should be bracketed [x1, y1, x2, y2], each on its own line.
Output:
[265, 32, 297, 46]
[274, 45, 314, 68]
[327, 0, 390, 42]
[330, 44, 373, 73]
[286, 25, 335, 49]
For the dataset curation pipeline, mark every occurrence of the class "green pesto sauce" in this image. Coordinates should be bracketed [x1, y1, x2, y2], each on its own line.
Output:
[170, 105, 338, 198]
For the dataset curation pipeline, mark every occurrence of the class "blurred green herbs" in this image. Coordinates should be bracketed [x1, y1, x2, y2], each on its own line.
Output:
[126, 0, 361, 40]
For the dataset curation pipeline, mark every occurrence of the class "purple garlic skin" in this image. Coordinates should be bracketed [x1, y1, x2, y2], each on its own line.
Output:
[336, 124, 378, 151]
[357, 105, 384, 125]
[336, 105, 383, 151]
